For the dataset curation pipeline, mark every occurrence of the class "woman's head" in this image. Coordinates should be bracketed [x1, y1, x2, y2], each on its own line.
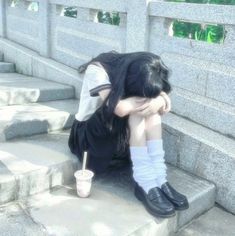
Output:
[124, 54, 172, 98]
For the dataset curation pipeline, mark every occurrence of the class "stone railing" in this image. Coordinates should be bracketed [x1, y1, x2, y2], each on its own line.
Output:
[0, 0, 234, 138]
[1, 0, 235, 64]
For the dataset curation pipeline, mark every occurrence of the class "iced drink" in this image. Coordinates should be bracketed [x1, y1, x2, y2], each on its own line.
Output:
[74, 169, 94, 198]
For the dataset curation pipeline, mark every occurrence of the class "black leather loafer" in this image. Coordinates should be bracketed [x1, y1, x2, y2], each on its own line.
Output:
[161, 182, 189, 210]
[134, 182, 176, 218]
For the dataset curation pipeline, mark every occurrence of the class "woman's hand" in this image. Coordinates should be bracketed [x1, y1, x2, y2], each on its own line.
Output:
[158, 92, 171, 116]
[114, 97, 149, 117]
[135, 96, 166, 117]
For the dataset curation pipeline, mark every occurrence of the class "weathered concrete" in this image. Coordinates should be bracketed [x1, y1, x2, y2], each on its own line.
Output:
[0, 129, 215, 234]
[176, 205, 235, 236]
[0, 52, 3, 61]
[0, 62, 15, 73]
[162, 113, 235, 214]
[0, 99, 79, 141]
[0, 39, 82, 99]
[170, 87, 235, 138]
[0, 162, 16, 204]
[0, 202, 46, 235]
[17, 165, 215, 236]
[0, 130, 79, 204]
[0, 73, 75, 106]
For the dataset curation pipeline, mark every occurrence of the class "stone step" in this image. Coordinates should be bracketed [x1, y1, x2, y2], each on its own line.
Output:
[162, 112, 235, 214]
[175, 205, 235, 236]
[0, 130, 79, 205]
[0, 52, 3, 61]
[0, 62, 15, 73]
[0, 73, 75, 106]
[0, 99, 79, 141]
[162, 52, 235, 106]
[170, 87, 235, 138]
[0, 129, 215, 235]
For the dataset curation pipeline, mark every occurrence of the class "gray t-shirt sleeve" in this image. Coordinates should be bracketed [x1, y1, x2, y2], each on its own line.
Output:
[85, 64, 111, 97]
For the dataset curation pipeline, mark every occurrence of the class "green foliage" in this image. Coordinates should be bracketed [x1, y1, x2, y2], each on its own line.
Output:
[168, 0, 231, 43]
[64, 6, 77, 18]
[172, 20, 226, 43]
[97, 11, 120, 26]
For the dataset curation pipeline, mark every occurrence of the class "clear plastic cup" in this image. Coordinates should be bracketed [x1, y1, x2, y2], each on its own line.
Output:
[74, 169, 94, 198]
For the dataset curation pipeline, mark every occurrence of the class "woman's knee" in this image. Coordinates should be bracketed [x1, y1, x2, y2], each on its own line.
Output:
[145, 113, 162, 139]
[145, 113, 162, 127]
[128, 113, 145, 128]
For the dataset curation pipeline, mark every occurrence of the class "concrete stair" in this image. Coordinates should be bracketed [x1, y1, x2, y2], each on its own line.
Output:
[175, 205, 235, 236]
[0, 130, 78, 205]
[0, 50, 230, 235]
[162, 112, 235, 214]
[0, 131, 215, 235]
[0, 73, 75, 106]
[0, 54, 79, 142]
[0, 62, 15, 73]
[0, 99, 79, 141]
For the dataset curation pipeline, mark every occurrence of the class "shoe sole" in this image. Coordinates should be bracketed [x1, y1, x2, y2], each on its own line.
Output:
[161, 193, 190, 211]
[174, 203, 189, 211]
[134, 188, 176, 218]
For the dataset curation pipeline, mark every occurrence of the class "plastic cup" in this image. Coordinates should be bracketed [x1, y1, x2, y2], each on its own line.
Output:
[74, 169, 94, 198]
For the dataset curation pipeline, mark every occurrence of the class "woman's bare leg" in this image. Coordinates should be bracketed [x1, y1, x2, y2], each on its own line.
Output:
[128, 112, 162, 145]
[128, 114, 146, 146]
[145, 113, 167, 187]
[128, 113, 158, 193]
[145, 113, 162, 140]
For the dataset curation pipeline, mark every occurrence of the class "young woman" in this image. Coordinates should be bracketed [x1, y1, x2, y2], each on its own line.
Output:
[68, 50, 189, 218]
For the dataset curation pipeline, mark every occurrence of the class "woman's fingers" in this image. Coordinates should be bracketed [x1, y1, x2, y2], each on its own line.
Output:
[161, 94, 171, 110]
[136, 110, 150, 117]
[164, 98, 171, 111]
[134, 102, 150, 112]
[134, 97, 149, 103]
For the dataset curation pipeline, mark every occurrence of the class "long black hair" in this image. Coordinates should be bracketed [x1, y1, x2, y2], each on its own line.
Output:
[78, 50, 172, 154]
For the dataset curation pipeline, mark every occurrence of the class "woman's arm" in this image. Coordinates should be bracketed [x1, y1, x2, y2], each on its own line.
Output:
[98, 89, 149, 117]
[98, 88, 111, 101]
[135, 92, 171, 117]
[135, 96, 166, 117]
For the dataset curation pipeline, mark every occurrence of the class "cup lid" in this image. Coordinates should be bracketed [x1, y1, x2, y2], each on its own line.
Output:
[74, 169, 94, 179]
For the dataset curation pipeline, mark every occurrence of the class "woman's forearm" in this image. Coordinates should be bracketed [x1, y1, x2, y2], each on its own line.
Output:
[98, 89, 129, 117]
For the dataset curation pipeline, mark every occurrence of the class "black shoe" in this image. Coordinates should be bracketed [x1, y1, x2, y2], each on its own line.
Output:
[161, 182, 189, 210]
[134, 183, 176, 218]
